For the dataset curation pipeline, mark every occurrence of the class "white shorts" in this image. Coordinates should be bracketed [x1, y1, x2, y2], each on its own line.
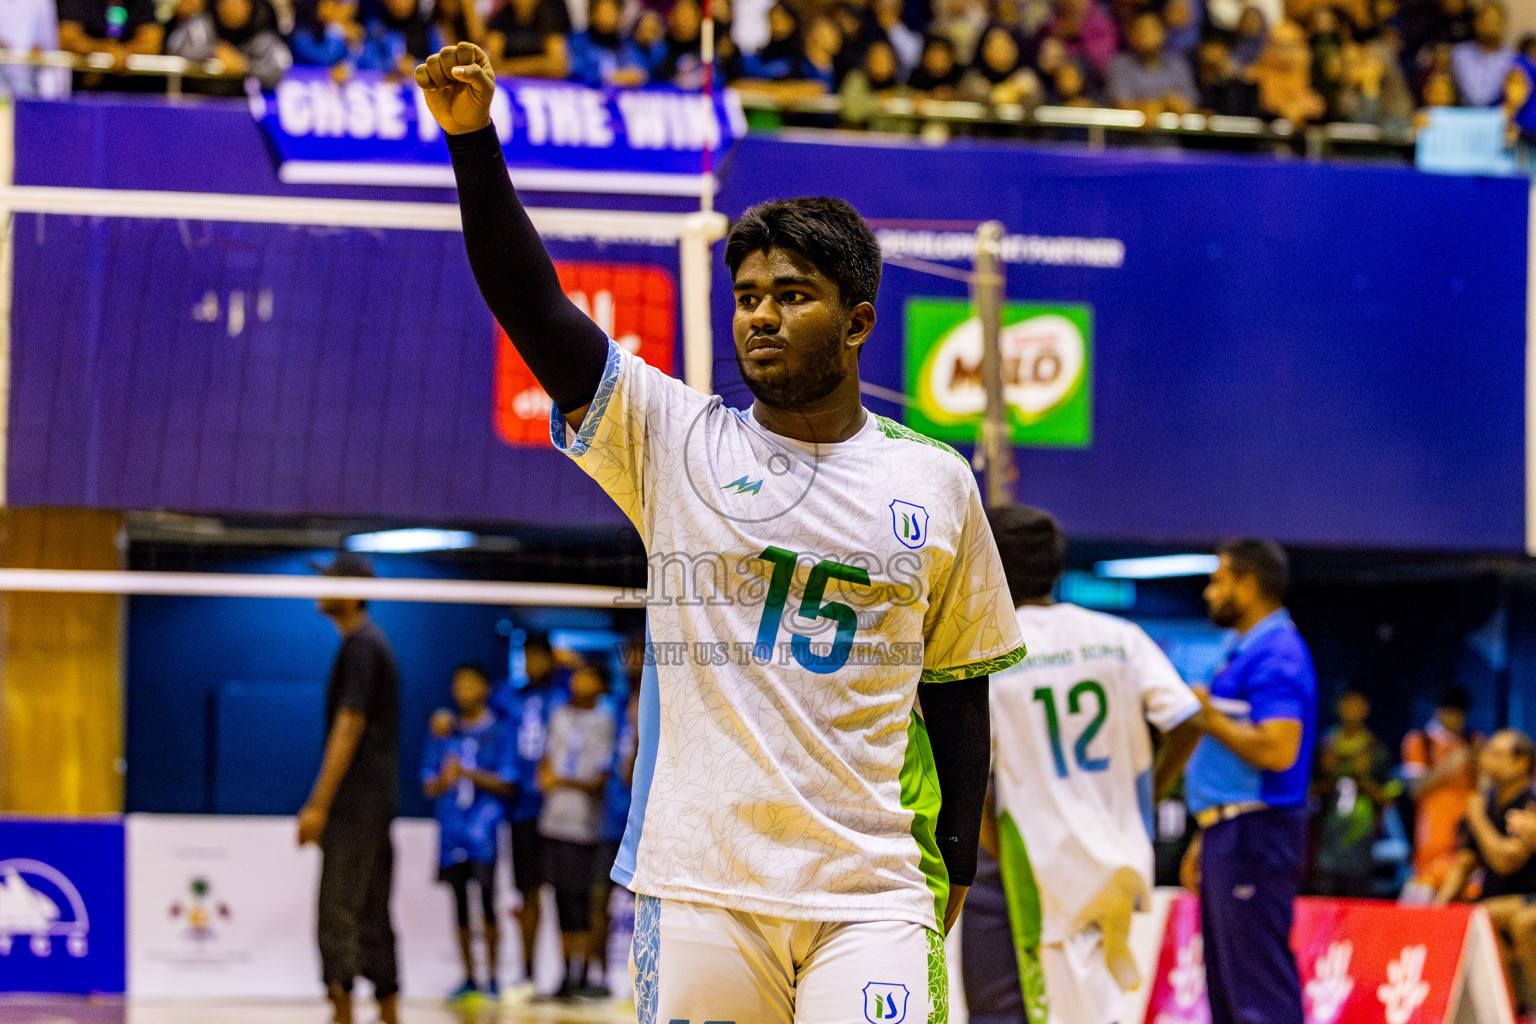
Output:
[1041, 929, 1124, 1024]
[630, 894, 948, 1024]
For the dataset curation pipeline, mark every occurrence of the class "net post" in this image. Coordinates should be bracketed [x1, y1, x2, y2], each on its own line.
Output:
[681, 209, 728, 394]
[973, 219, 1012, 508]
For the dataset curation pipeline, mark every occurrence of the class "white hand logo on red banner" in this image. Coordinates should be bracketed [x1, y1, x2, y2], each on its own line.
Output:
[1377, 945, 1431, 1024]
[1304, 940, 1355, 1023]
[1171, 934, 1206, 1010]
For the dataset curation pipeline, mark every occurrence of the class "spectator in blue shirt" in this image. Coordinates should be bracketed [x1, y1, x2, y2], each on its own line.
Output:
[359, 0, 441, 74]
[1181, 539, 1316, 1024]
[1451, 0, 1514, 106]
[488, 631, 574, 1000]
[568, 0, 650, 86]
[421, 665, 514, 1000]
[290, 0, 367, 71]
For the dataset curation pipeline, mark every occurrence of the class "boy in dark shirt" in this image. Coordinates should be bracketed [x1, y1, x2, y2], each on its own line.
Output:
[299, 552, 402, 1024]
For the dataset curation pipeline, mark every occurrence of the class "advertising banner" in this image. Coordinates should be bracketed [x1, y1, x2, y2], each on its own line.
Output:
[1142, 894, 1509, 1024]
[904, 299, 1093, 448]
[0, 817, 125, 994]
[124, 815, 614, 999]
[253, 69, 746, 195]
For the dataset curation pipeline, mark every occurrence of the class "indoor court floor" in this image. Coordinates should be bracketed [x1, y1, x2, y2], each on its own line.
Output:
[0, 998, 637, 1024]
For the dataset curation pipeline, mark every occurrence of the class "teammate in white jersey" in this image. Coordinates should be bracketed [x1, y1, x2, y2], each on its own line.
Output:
[418, 42, 1028, 1023]
[983, 506, 1203, 1024]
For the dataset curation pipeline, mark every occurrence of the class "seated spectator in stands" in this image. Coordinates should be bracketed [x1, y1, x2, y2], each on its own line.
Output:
[907, 33, 964, 95]
[1162, 0, 1201, 53]
[1510, 36, 1536, 140]
[1231, 5, 1268, 68]
[167, 0, 292, 87]
[486, 0, 570, 77]
[290, 0, 367, 70]
[1310, 690, 1396, 898]
[1402, 684, 1478, 899]
[1435, 729, 1536, 1009]
[1105, 10, 1197, 113]
[57, 0, 164, 69]
[931, 0, 989, 62]
[831, 0, 876, 60]
[739, 2, 805, 77]
[1197, 36, 1261, 112]
[568, 0, 648, 85]
[1308, 6, 1349, 118]
[1336, 34, 1414, 122]
[872, 0, 923, 71]
[1207, 0, 1279, 35]
[1047, 51, 1096, 101]
[1045, 0, 1119, 74]
[361, 0, 440, 75]
[840, 37, 908, 121]
[801, 16, 848, 87]
[1424, 0, 1474, 50]
[431, 0, 485, 48]
[1247, 19, 1326, 121]
[711, 0, 747, 83]
[958, 23, 1042, 103]
[654, 0, 712, 87]
[1451, 0, 1514, 105]
[0, 0, 69, 97]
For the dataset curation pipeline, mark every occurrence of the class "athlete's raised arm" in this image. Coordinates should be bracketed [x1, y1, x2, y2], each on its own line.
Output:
[416, 43, 609, 428]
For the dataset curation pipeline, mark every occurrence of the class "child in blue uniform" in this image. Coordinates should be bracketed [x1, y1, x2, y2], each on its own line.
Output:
[422, 665, 515, 1000]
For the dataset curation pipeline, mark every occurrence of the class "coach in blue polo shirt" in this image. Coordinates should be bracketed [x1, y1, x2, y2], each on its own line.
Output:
[1182, 539, 1317, 1024]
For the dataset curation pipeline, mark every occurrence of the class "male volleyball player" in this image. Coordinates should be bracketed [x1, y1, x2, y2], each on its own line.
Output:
[417, 41, 1026, 1023]
[983, 506, 1203, 1024]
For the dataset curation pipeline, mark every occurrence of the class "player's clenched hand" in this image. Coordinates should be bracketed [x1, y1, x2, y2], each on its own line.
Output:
[415, 42, 496, 135]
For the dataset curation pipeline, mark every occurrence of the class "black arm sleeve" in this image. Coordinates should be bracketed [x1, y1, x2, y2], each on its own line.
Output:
[446, 125, 609, 414]
[918, 676, 991, 888]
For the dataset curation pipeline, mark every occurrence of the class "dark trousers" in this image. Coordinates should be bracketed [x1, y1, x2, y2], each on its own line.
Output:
[1200, 807, 1307, 1024]
[318, 809, 399, 999]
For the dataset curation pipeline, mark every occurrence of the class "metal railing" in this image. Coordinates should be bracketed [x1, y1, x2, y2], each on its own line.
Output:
[0, 47, 245, 98]
[735, 90, 1419, 160]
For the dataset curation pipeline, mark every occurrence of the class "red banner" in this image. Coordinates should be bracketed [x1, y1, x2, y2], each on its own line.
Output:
[494, 262, 676, 447]
[1145, 896, 1478, 1024]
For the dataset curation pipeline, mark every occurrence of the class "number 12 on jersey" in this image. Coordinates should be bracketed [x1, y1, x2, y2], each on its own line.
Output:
[1033, 681, 1110, 777]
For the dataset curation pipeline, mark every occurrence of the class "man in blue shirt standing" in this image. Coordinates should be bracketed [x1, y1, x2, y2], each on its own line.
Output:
[1182, 539, 1317, 1024]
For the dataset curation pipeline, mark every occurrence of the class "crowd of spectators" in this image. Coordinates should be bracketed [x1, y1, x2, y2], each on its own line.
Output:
[420, 630, 639, 1002]
[1, 0, 1534, 131]
[1285, 683, 1536, 1013]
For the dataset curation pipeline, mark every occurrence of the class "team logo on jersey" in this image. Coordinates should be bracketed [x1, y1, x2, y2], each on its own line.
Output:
[862, 982, 909, 1024]
[890, 500, 929, 549]
[722, 476, 763, 496]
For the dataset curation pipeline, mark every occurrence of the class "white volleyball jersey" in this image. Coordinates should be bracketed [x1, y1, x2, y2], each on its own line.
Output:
[553, 342, 1027, 931]
[990, 603, 1199, 944]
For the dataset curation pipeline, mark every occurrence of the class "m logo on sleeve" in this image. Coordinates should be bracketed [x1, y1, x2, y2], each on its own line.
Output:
[863, 982, 910, 1024]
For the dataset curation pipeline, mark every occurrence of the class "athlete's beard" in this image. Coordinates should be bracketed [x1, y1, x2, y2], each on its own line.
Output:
[738, 328, 847, 410]
[1207, 599, 1241, 629]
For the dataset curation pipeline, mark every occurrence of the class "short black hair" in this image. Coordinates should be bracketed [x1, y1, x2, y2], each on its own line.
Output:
[523, 629, 551, 654]
[725, 197, 882, 310]
[1438, 683, 1473, 712]
[1215, 538, 1288, 602]
[1510, 730, 1535, 769]
[987, 504, 1066, 603]
[454, 663, 491, 685]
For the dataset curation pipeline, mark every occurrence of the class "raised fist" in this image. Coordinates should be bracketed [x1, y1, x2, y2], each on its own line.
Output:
[415, 42, 497, 136]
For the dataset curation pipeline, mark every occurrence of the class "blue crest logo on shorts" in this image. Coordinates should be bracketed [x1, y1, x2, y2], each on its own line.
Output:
[890, 501, 928, 550]
[863, 982, 909, 1024]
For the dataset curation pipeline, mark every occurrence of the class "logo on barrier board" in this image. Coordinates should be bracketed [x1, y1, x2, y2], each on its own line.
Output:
[1378, 946, 1431, 1024]
[169, 877, 232, 942]
[904, 299, 1092, 448]
[0, 859, 89, 959]
[495, 262, 676, 447]
[1305, 940, 1355, 1023]
[1171, 933, 1205, 1010]
[862, 982, 909, 1024]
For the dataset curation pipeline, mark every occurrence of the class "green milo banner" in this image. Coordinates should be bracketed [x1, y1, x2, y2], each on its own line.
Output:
[904, 299, 1093, 448]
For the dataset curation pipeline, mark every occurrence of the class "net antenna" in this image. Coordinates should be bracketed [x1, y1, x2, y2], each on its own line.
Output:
[868, 218, 1015, 508]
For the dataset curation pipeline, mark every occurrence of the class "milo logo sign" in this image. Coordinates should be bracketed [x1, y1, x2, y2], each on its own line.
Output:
[904, 299, 1092, 448]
